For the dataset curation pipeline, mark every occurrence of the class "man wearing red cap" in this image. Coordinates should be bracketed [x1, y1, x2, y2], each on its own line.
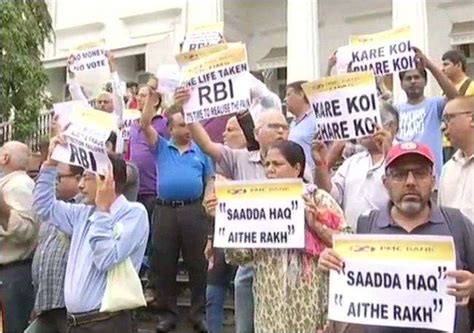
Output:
[319, 142, 474, 332]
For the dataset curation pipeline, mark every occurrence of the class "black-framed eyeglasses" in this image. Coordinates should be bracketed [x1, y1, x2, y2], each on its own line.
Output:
[442, 111, 473, 124]
[386, 167, 432, 182]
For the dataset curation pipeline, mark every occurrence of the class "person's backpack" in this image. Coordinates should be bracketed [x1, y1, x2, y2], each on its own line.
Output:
[356, 207, 474, 329]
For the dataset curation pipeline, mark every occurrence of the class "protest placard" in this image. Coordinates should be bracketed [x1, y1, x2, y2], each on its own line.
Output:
[156, 64, 181, 95]
[50, 116, 111, 175]
[53, 100, 89, 130]
[69, 41, 110, 97]
[70, 106, 118, 132]
[214, 179, 305, 248]
[180, 44, 251, 123]
[181, 22, 224, 53]
[337, 26, 416, 76]
[302, 72, 381, 141]
[329, 234, 456, 332]
[120, 109, 141, 140]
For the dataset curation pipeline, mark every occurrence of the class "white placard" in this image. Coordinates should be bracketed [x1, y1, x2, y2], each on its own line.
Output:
[214, 179, 305, 249]
[329, 234, 456, 332]
[303, 72, 381, 141]
[120, 109, 141, 140]
[70, 45, 110, 97]
[156, 64, 181, 95]
[53, 100, 89, 130]
[181, 22, 223, 53]
[181, 45, 251, 123]
[339, 26, 416, 76]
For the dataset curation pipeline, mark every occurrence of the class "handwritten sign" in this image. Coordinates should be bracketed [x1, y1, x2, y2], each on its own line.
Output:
[181, 44, 251, 123]
[302, 72, 381, 141]
[338, 26, 416, 76]
[214, 179, 305, 248]
[69, 41, 110, 97]
[329, 234, 456, 332]
[182, 22, 223, 52]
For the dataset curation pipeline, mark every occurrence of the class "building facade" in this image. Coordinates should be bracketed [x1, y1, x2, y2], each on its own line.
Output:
[43, 0, 474, 103]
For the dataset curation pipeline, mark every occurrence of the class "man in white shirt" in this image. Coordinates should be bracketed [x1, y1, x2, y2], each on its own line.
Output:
[313, 102, 398, 228]
[439, 96, 474, 222]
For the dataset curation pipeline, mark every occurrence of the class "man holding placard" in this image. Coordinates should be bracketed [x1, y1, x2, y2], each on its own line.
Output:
[395, 47, 458, 183]
[319, 142, 474, 332]
[140, 88, 213, 332]
[33, 140, 148, 332]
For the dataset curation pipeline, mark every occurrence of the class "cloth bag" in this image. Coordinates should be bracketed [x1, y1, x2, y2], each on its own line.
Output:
[99, 222, 146, 312]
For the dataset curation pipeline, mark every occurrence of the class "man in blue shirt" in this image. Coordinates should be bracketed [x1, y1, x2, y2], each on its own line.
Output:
[140, 87, 214, 332]
[33, 148, 149, 333]
[286, 80, 318, 172]
[395, 47, 458, 182]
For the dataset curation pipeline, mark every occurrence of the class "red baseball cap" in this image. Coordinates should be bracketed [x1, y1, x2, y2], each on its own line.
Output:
[385, 142, 435, 169]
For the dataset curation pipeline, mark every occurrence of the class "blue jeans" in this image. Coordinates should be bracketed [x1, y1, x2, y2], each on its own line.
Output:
[206, 284, 226, 333]
[234, 266, 254, 333]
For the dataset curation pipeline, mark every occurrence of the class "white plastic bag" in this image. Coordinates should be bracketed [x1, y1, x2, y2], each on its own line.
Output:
[99, 223, 146, 312]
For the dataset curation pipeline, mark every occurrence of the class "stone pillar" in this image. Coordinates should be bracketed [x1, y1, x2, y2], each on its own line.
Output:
[287, 0, 320, 83]
[392, 0, 433, 102]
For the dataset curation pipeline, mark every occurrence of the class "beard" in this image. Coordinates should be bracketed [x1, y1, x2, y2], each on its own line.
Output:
[397, 200, 425, 216]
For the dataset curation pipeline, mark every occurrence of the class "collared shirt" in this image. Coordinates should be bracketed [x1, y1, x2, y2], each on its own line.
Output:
[289, 110, 318, 171]
[31, 196, 79, 312]
[361, 202, 473, 333]
[218, 146, 267, 181]
[331, 151, 389, 229]
[130, 116, 169, 196]
[439, 150, 474, 222]
[154, 137, 214, 201]
[33, 166, 149, 313]
[0, 170, 37, 265]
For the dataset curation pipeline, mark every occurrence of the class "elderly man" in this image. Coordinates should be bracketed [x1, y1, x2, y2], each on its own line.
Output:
[186, 103, 292, 333]
[319, 142, 474, 332]
[0, 141, 38, 333]
[439, 96, 474, 222]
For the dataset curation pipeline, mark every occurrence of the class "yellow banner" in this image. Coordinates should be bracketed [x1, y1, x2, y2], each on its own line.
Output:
[181, 43, 248, 79]
[334, 236, 455, 261]
[71, 106, 118, 131]
[216, 179, 304, 200]
[188, 22, 224, 34]
[349, 26, 411, 45]
[72, 39, 106, 51]
[176, 43, 230, 67]
[302, 71, 375, 96]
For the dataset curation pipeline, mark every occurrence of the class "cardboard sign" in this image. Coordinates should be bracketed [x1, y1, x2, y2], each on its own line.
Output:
[214, 179, 305, 248]
[302, 72, 381, 141]
[329, 234, 456, 332]
[69, 41, 110, 97]
[338, 26, 416, 76]
[181, 22, 224, 52]
[181, 44, 251, 123]
[120, 109, 141, 140]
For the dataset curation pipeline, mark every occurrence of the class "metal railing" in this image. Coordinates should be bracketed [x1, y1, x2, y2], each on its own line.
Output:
[0, 110, 54, 152]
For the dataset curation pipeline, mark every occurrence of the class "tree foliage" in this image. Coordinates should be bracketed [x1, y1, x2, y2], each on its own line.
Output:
[0, 0, 53, 140]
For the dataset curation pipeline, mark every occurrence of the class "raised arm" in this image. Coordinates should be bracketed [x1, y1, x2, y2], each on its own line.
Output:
[414, 47, 459, 100]
[89, 171, 149, 272]
[174, 87, 223, 162]
[107, 52, 125, 124]
[67, 56, 88, 102]
[139, 86, 159, 147]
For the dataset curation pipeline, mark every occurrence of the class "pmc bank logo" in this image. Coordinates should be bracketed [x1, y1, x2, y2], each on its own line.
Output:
[349, 245, 376, 253]
[227, 188, 247, 195]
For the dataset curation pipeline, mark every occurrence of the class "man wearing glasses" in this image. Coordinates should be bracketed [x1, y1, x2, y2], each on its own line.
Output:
[30, 162, 84, 333]
[439, 96, 474, 222]
[319, 142, 474, 332]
